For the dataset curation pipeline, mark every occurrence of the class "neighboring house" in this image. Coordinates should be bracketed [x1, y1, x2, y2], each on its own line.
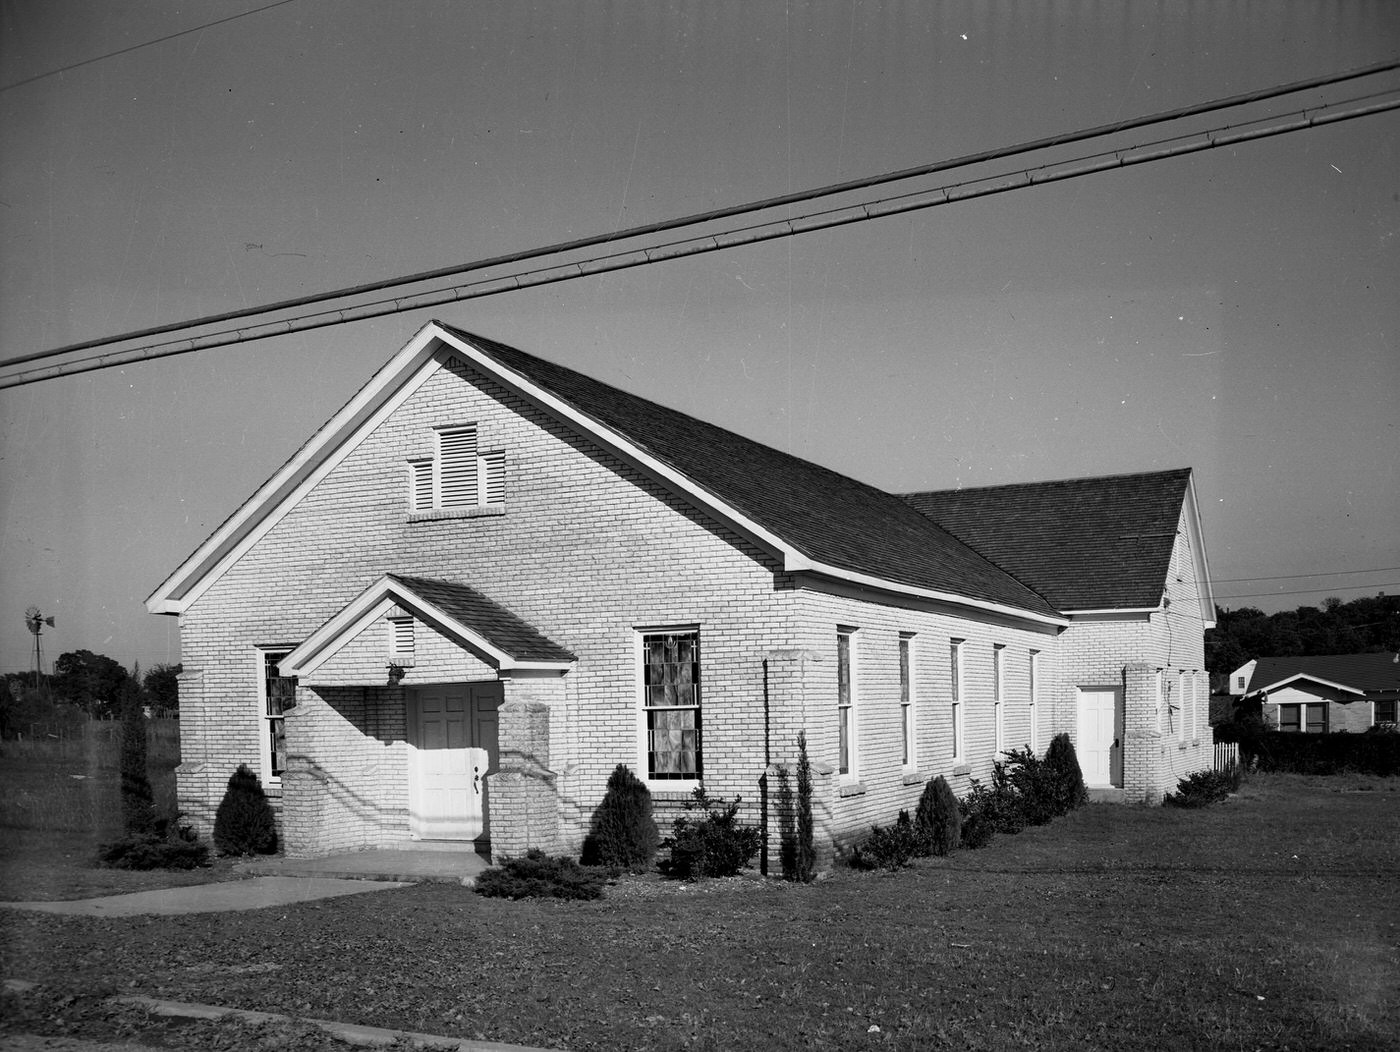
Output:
[1227, 659, 1258, 697]
[146, 320, 1217, 865]
[1244, 654, 1400, 733]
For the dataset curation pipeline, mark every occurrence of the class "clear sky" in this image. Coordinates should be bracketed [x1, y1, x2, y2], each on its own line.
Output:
[1, 1, 1397, 676]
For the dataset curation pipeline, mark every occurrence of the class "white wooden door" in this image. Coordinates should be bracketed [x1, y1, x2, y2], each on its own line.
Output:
[407, 685, 487, 840]
[1076, 686, 1123, 788]
[467, 683, 501, 846]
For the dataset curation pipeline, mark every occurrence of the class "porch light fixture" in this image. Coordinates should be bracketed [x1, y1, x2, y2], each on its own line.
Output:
[386, 662, 407, 685]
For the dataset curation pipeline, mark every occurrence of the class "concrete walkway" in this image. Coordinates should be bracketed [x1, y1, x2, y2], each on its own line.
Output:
[235, 847, 491, 885]
[0, 876, 411, 917]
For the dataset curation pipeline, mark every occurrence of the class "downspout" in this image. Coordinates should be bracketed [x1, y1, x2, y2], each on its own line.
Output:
[760, 657, 771, 877]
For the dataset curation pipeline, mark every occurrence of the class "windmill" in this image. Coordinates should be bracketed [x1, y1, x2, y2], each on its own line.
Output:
[24, 606, 56, 687]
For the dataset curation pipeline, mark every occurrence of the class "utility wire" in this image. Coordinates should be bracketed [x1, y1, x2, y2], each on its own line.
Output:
[1214, 566, 1400, 583]
[1215, 583, 1400, 600]
[3, 57, 1396, 379]
[4, 84, 1396, 390]
[0, 0, 301, 93]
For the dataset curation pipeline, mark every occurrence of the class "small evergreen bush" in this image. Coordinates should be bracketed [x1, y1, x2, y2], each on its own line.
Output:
[1163, 766, 1243, 808]
[98, 817, 209, 871]
[794, 731, 817, 883]
[1001, 746, 1059, 826]
[1043, 733, 1089, 815]
[580, 763, 659, 871]
[960, 810, 995, 849]
[213, 764, 278, 856]
[961, 768, 1026, 837]
[663, 787, 762, 878]
[915, 774, 961, 856]
[850, 810, 920, 871]
[474, 849, 608, 900]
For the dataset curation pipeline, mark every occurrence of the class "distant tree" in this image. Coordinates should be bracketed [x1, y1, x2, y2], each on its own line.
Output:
[143, 663, 182, 717]
[1207, 593, 1400, 675]
[51, 650, 131, 718]
[118, 664, 155, 834]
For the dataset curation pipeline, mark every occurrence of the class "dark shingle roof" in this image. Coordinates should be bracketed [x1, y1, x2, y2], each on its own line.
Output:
[901, 469, 1193, 611]
[1248, 653, 1400, 696]
[440, 323, 1060, 618]
[387, 573, 575, 664]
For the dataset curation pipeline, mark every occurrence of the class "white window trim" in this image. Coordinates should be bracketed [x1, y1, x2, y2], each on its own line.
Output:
[900, 632, 916, 770]
[1028, 649, 1040, 754]
[951, 638, 965, 763]
[635, 626, 702, 794]
[255, 647, 296, 791]
[1173, 671, 1186, 743]
[993, 644, 1006, 757]
[837, 627, 859, 782]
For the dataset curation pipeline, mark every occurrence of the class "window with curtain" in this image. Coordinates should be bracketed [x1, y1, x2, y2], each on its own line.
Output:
[261, 650, 297, 784]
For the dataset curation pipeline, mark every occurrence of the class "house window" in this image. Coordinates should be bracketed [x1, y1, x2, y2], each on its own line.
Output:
[1028, 650, 1040, 753]
[1376, 700, 1398, 726]
[408, 424, 505, 513]
[1306, 704, 1328, 734]
[641, 629, 701, 782]
[900, 633, 915, 768]
[259, 650, 297, 786]
[993, 645, 1006, 756]
[950, 639, 965, 762]
[837, 628, 857, 778]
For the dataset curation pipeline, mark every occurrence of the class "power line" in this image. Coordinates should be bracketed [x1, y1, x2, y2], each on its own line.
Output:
[2, 58, 1396, 383]
[0, 0, 301, 93]
[1215, 582, 1399, 601]
[4, 82, 1396, 389]
[1214, 566, 1400, 583]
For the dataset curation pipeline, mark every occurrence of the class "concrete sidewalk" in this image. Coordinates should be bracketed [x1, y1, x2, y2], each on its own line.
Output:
[0, 875, 411, 917]
[235, 847, 491, 885]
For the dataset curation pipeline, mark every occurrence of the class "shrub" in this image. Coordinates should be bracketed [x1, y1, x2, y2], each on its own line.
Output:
[961, 772, 1025, 837]
[915, 774, 961, 856]
[1238, 730, 1400, 777]
[1043, 733, 1089, 815]
[474, 849, 608, 900]
[794, 731, 817, 883]
[663, 787, 762, 878]
[850, 810, 920, 871]
[1163, 766, 1244, 808]
[98, 817, 209, 871]
[212, 765, 278, 856]
[1000, 746, 1059, 826]
[580, 764, 659, 871]
[960, 811, 995, 849]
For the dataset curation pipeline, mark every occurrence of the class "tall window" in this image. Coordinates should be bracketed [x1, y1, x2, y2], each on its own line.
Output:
[1028, 650, 1040, 753]
[950, 639, 965, 762]
[641, 630, 701, 782]
[259, 650, 297, 787]
[899, 633, 915, 768]
[409, 424, 505, 513]
[837, 628, 856, 777]
[993, 645, 1006, 756]
[1278, 702, 1327, 734]
[1376, 699, 1398, 726]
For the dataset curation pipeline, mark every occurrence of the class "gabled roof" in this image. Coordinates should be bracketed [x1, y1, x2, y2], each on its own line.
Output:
[279, 573, 574, 679]
[148, 321, 1064, 625]
[902, 469, 1213, 618]
[1246, 653, 1400, 697]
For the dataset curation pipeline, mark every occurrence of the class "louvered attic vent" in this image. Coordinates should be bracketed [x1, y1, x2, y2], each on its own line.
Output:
[408, 424, 506, 515]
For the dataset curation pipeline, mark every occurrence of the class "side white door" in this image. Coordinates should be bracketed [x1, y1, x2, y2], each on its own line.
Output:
[1076, 686, 1123, 788]
[407, 685, 487, 840]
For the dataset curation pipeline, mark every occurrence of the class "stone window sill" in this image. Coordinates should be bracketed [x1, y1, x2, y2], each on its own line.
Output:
[952, 763, 972, 776]
[838, 780, 867, 798]
[409, 504, 505, 523]
[901, 770, 924, 786]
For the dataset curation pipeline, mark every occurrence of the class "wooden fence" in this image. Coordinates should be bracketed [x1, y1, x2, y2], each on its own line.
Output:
[1213, 741, 1239, 771]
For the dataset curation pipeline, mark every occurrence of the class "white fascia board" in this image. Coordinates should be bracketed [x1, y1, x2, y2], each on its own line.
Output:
[1248, 673, 1365, 698]
[1183, 473, 1217, 628]
[433, 327, 802, 569]
[799, 559, 1069, 628]
[145, 324, 448, 615]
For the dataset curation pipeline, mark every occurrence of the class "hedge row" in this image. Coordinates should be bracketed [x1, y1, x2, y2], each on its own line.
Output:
[1214, 725, 1400, 777]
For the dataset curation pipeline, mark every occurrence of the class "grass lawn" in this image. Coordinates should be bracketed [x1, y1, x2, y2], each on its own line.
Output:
[2, 771, 1398, 1051]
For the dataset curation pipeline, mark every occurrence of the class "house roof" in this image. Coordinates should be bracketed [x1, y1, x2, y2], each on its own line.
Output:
[901, 469, 1202, 612]
[1246, 653, 1400, 697]
[278, 573, 574, 679]
[442, 323, 1062, 621]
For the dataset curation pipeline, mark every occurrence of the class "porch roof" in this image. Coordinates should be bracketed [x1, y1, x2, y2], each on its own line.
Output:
[279, 573, 575, 679]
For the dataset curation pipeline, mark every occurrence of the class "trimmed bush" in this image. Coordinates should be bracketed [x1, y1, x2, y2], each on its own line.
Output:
[850, 810, 920, 871]
[474, 849, 607, 900]
[961, 772, 1025, 838]
[212, 764, 278, 856]
[580, 764, 659, 871]
[1163, 766, 1244, 808]
[794, 731, 817, 882]
[98, 818, 209, 871]
[1000, 746, 1059, 826]
[1043, 733, 1089, 815]
[915, 774, 961, 856]
[1223, 729, 1400, 777]
[960, 811, 995, 850]
[663, 787, 762, 879]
